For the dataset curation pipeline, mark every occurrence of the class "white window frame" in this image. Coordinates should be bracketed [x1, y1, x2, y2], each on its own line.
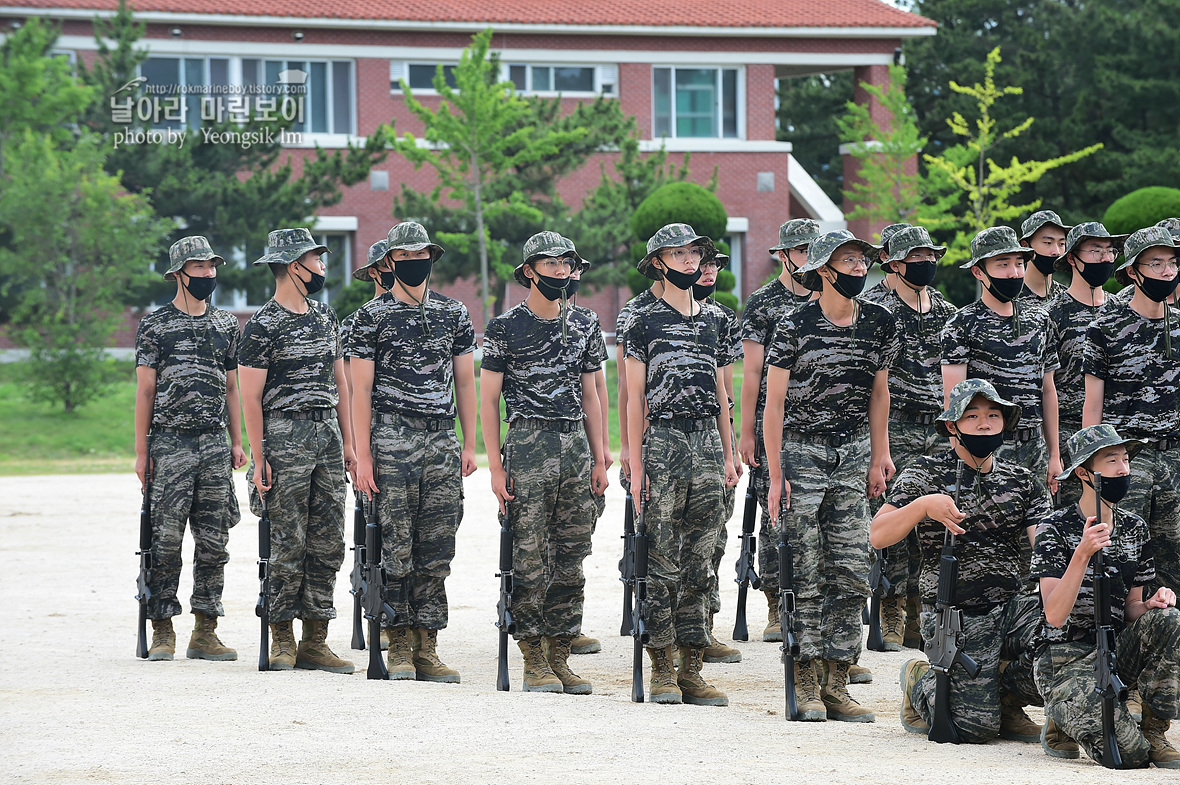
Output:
[651, 66, 745, 140]
[391, 60, 617, 97]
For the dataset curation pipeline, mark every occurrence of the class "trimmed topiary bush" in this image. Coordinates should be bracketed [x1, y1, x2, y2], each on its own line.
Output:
[632, 182, 728, 242]
[1103, 186, 1180, 235]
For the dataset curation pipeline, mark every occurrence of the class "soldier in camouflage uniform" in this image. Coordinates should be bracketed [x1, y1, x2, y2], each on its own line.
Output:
[480, 231, 608, 695]
[625, 223, 738, 706]
[941, 226, 1063, 495]
[1083, 226, 1180, 599]
[340, 239, 389, 400]
[350, 222, 477, 683]
[134, 236, 245, 662]
[763, 230, 899, 722]
[616, 275, 662, 495]
[858, 222, 912, 306]
[1018, 210, 1070, 302]
[1033, 425, 1180, 768]
[737, 218, 822, 643]
[239, 228, 356, 674]
[873, 379, 1051, 745]
[1109, 218, 1180, 307]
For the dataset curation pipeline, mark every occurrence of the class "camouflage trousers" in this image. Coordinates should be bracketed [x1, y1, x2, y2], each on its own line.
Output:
[995, 431, 1049, 492]
[248, 417, 346, 622]
[502, 426, 596, 640]
[1055, 419, 1083, 510]
[909, 592, 1044, 744]
[1036, 607, 1180, 767]
[708, 420, 738, 615]
[371, 422, 464, 630]
[643, 423, 726, 649]
[875, 417, 941, 599]
[752, 421, 780, 594]
[781, 432, 872, 663]
[147, 430, 239, 619]
[1121, 445, 1180, 596]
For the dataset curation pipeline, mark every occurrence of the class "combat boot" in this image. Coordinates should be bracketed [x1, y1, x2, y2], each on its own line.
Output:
[269, 620, 296, 670]
[412, 629, 459, 683]
[999, 692, 1041, 743]
[703, 614, 741, 663]
[821, 660, 875, 722]
[546, 637, 592, 695]
[677, 646, 728, 706]
[899, 659, 929, 734]
[570, 633, 601, 654]
[379, 628, 391, 651]
[1040, 716, 1079, 759]
[518, 638, 563, 693]
[385, 627, 415, 680]
[1143, 703, 1180, 768]
[881, 596, 906, 651]
[763, 590, 782, 642]
[903, 595, 923, 649]
[849, 663, 873, 684]
[795, 659, 827, 722]
[295, 619, 355, 674]
[1127, 687, 1143, 722]
[148, 618, 175, 661]
[647, 645, 683, 704]
[186, 611, 237, 661]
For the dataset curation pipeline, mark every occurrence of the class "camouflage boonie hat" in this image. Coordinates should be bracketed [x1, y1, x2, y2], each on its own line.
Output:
[386, 221, 444, 262]
[960, 226, 1033, 269]
[1056, 424, 1142, 483]
[515, 231, 585, 287]
[252, 228, 330, 267]
[352, 239, 389, 281]
[881, 225, 945, 268]
[1118, 225, 1179, 271]
[166, 235, 224, 279]
[1020, 210, 1072, 241]
[1056, 221, 1128, 272]
[713, 252, 730, 269]
[1156, 217, 1180, 240]
[769, 218, 822, 252]
[795, 231, 879, 290]
[877, 222, 913, 263]
[638, 223, 717, 281]
[936, 378, 1022, 437]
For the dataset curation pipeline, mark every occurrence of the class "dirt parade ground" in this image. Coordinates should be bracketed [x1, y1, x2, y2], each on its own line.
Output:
[0, 469, 1174, 784]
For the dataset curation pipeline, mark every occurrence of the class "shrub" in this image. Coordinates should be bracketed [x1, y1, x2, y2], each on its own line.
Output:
[1102, 187, 1180, 235]
[632, 182, 728, 242]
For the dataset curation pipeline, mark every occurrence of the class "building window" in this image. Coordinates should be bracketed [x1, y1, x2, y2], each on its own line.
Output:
[406, 63, 457, 91]
[393, 61, 616, 96]
[653, 67, 741, 139]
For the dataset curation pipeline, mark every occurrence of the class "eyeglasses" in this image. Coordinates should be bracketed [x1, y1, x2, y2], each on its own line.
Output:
[699, 260, 721, 271]
[831, 257, 869, 272]
[661, 247, 704, 264]
[1138, 258, 1180, 275]
[533, 257, 575, 272]
[1080, 247, 1118, 260]
[903, 254, 938, 264]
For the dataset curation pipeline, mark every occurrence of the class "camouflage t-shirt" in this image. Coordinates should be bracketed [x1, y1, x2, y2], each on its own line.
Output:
[1017, 284, 1058, 305]
[1031, 505, 1154, 643]
[879, 288, 958, 416]
[1083, 298, 1180, 439]
[624, 297, 730, 420]
[347, 291, 476, 418]
[858, 280, 893, 306]
[481, 302, 601, 422]
[711, 300, 742, 369]
[888, 448, 1051, 608]
[766, 299, 899, 435]
[740, 278, 813, 430]
[572, 304, 609, 369]
[1046, 289, 1103, 424]
[135, 304, 240, 430]
[616, 289, 659, 346]
[238, 298, 342, 413]
[339, 310, 358, 359]
[940, 300, 1060, 430]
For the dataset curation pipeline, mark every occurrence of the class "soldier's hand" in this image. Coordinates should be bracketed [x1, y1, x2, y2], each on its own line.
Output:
[135, 454, 153, 490]
[867, 462, 889, 499]
[768, 478, 791, 523]
[343, 446, 358, 486]
[1078, 515, 1111, 559]
[591, 462, 609, 496]
[738, 433, 758, 468]
[924, 494, 966, 534]
[253, 460, 273, 494]
[602, 443, 614, 471]
[491, 466, 514, 515]
[231, 445, 248, 470]
[734, 456, 744, 481]
[461, 447, 477, 477]
[1047, 456, 1063, 496]
[724, 459, 739, 488]
[355, 457, 378, 498]
[620, 444, 631, 484]
[629, 464, 645, 516]
[1146, 587, 1177, 610]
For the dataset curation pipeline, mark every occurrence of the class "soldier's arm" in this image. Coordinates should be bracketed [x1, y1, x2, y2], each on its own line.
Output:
[1082, 374, 1105, 428]
[480, 368, 513, 513]
[582, 371, 608, 495]
[867, 368, 893, 497]
[225, 369, 247, 469]
[593, 368, 612, 469]
[941, 363, 967, 409]
[238, 366, 271, 492]
[1127, 585, 1176, 623]
[333, 358, 356, 480]
[763, 365, 789, 520]
[1042, 371, 1062, 493]
[716, 367, 737, 488]
[738, 339, 764, 466]
[453, 353, 477, 476]
[871, 495, 963, 549]
[350, 357, 377, 495]
[625, 356, 648, 504]
[1040, 515, 1109, 627]
[134, 366, 157, 488]
[617, 341, 630, 475]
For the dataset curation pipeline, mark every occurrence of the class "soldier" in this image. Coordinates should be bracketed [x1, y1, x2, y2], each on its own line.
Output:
[1083, 225, 1180, 599]
[859, 222, 913, 306]
[872, 379, 1052, 745]
[134, 236, 245, 662]
[1019, 210, 1070, 302]
[764, 229, 898, 722]
[941, 226, 1063, 495]
[617, 272, 663, 495]
[480, 231, 608, 695]
[351, 222, 476, 682]
[340, 239, 389, 400]
[239, 228, 356, 674]
[625, 223, 738, 706]
[737, 218, 822, 644]
[1109, 218, 1180, 306]
[1033, 425, 1180, 768]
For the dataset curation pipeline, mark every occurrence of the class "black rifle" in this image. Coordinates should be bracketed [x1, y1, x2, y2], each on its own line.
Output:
[363, 495, 396, 680]
[619, 488, 636, 637]
[733, 441, 762, 641]
[866, 546, 892, 651]
[631, 443, 651, 703]
[926, 460, 981, 743]
[1091, 472, 1128, 769]
[495, 445, 516, 692]
[349, 489, 367, 650]
[135, 434, 154, 659]
[777, 466, 799, 720]
[255, 440, 271, 672]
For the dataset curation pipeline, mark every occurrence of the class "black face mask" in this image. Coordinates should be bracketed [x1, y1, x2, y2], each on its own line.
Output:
[532, 272, 572, 301]
[829, 270, 867, 299]
[395, 258, 432, 288]
[377, 269, 397, 291]
[1078, 260, 1114, 289]
[956, 430, 1004, 459]
[982, 273, 1024, 303]
[292, 264, 325, 296]
[899, 261, 937, 288]
[181, 274, 218, 301]
[1085, 473, 1130, 504]
[663, 266, 703, 291]
[1031, 253, 1057, 276]
[1136, 274, 1180, 303]
[692, 282, 717, 300]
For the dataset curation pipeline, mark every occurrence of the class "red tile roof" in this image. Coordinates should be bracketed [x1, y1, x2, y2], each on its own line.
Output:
[8, 0, 935, 29]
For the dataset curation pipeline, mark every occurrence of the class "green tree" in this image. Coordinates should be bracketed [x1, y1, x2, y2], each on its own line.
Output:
[1103, 186, 1180, 234]
[776, 71, 854, 205]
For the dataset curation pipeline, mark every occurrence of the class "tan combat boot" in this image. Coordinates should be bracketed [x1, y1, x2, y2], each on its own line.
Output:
[795, 659, 827, 721]
[295, 619, 355, 674]
[703, 614, 742, 663]
[148, 618, 175, 661]
[881, 596, 906, 651]
[999, 692, 1041, 743]
[379, 628, 391, 652]
[903, 595, 923, 649]
[677, 646, 729, 706]
[763, 590, 783, 642]
[546, 637, 592, 695]
[411, 629, 460, 683]
[384, 627, 415, 680]
[518, 637, 563, 693]
[186, 611, 237, 661]
[1040, 716, 1079, 759]
[1127, 687, 1143, 722]
[647, 645, 683, 704]
[849, 662, 873, 684]
[1143, 703, 1180, 768]
[821, 660, 875, 722]
[269, 620, 296, 670]
[899, 658, 929, 734]
[570, 633, 601, 654]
